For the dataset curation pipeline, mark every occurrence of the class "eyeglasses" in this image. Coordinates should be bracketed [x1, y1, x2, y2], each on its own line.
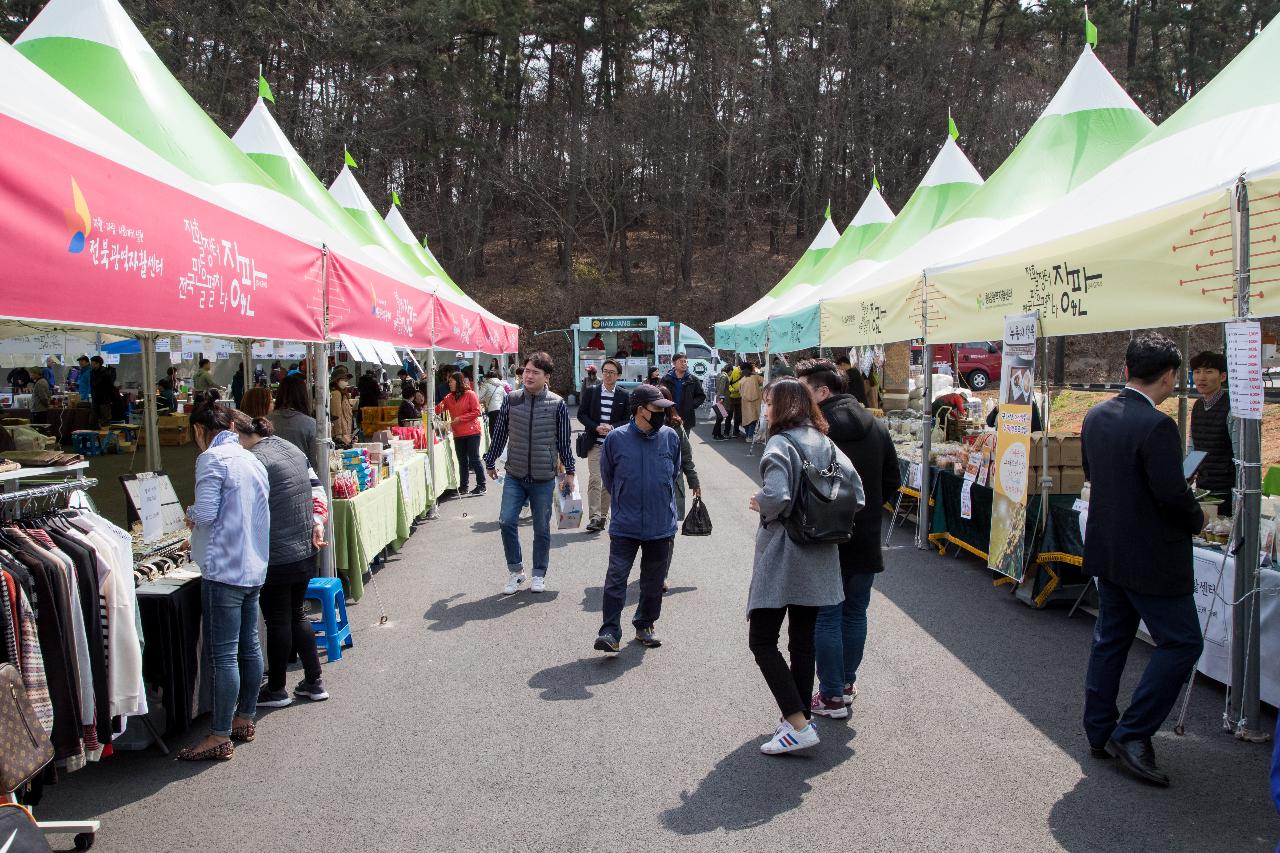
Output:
[601, 368, 619, 375]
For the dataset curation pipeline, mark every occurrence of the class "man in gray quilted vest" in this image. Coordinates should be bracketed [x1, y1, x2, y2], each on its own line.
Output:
[484, 352, 577, 594]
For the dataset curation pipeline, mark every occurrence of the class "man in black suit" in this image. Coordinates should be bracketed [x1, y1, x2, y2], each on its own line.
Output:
[578, 359, 631, 533]
[1081, 332, 1205, 787]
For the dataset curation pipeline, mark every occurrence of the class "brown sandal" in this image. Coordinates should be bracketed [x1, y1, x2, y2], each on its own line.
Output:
[177, 740, 234, 761]
[230, 721, 256, 743]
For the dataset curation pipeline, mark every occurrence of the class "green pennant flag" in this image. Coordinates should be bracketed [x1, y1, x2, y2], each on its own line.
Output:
[948, 109, 959, 141]
[872, 168, 881, 191]
[392, 190, 401, 206]
[344, 148, 358, 169]
[258, 74, 274, 104]
[824, 199, 832, 220]
[1085, 6, 1098, 47]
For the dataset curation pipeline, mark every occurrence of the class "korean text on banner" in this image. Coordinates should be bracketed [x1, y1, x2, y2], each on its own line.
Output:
[1226, 321, 1264, 420]
[0, 116, 324, 342]
[988, 312, 1038, 580]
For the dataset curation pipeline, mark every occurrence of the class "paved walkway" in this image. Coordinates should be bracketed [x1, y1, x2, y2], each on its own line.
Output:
[35, 428, 1278, 851]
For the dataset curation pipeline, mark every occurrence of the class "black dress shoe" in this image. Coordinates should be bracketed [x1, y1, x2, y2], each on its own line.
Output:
[1105, 737, 1170, 787]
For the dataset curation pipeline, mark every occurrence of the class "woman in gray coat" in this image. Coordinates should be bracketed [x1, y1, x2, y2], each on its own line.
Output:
[748, 378, 850, 755]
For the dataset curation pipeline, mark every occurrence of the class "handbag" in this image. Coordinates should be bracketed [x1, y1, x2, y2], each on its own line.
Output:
[682, 496, 713, 536]
[575, 430, 594, 459]
[0, 663, 53, 794]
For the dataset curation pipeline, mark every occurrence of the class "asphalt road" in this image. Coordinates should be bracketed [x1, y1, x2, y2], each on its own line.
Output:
[33, 425, 1279, 852]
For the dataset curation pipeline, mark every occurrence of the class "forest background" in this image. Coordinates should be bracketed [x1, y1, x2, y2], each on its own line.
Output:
[4, 0, 1277, 382]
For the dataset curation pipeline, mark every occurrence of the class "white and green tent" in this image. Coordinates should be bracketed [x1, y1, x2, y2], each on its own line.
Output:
[748, 136, 982, 351]
[714, 214, 839, 352]
[12, 0, 372, 265]
[928, 15, 1280, 341]
[760, 183, 896, 351]
[821, 44, 1153, 346]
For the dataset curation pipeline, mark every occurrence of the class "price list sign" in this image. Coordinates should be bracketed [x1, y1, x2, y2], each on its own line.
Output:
[1226, 321, 1263, 420]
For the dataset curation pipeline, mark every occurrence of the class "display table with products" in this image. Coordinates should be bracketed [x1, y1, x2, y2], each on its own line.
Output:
[427, 433, 459, 501]
[395, 452, 429, 532]
[135, 575, 205, 737]
[1190, 547, 1279, 706]
[902, 462, 1089, 605]
[332, 475, 405, 601]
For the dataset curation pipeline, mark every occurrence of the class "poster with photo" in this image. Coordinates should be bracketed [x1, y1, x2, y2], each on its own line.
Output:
[988, 312, 1038, 581]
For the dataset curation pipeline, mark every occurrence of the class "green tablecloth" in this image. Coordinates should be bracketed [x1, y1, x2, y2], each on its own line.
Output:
[332, 475, 405, 602]
[395, 452, 429, 531]
[428, 433, 459, 500]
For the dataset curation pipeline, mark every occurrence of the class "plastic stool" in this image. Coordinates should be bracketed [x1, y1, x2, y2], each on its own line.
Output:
[304, 577, 353, 661]
[72, 430, 102, 457]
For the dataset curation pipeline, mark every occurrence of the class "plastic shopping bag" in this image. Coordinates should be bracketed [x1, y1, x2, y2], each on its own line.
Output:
[557, 479, 583, 529]
[681, 496, 713, 536]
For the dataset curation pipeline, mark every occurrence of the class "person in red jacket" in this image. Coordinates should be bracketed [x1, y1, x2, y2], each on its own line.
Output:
[435, 369, 487, 495]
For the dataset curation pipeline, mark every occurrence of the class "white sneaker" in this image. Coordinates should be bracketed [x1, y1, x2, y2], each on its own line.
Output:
[503, 573, 525, 594]
[761, 721, 820, 755]
[530, 576, 546, 593]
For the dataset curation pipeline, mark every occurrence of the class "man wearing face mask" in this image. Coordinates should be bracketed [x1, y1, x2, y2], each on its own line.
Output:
[593, 384, 682, 653]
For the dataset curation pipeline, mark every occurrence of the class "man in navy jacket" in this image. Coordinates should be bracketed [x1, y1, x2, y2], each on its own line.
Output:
[1082, 332, 1204, 787]
[593, 384, 681, 653]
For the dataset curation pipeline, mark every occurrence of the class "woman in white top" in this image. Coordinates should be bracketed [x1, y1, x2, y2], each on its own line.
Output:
[478, 370, 507, 437]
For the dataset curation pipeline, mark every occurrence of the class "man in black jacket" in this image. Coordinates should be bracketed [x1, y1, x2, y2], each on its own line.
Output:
[798, 359, 900, 719]
[1081, 332, 1205, 787]
[661, 353, 707, 429]
[578, 359, 630, 532]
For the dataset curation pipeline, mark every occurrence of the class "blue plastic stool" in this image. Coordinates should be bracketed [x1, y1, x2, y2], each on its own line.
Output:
[304, 577, 353, 661]
[72, 430, 102, 457]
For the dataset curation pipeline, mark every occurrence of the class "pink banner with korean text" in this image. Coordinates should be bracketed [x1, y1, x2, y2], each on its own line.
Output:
[325, 252, 434, 348]
[433, 296, 519, 354]
[0, 114, 325, 341]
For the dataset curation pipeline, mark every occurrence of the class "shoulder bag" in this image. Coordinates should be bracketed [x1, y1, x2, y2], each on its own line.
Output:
[777, 433, 862, 546]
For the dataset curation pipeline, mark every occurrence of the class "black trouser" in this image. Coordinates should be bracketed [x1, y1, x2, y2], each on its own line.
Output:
[486, 410, 500, 437]
[259, 577, 322, 691]
[712, 405, 725, 438]
[599, 536, 673, 641]
[455, 433, 485, 491]
[748, 604, 819, 720]
[728, 398, 743, 435]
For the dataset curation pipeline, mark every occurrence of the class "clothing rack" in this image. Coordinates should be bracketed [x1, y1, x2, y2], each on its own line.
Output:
[2, 482, 105, 850]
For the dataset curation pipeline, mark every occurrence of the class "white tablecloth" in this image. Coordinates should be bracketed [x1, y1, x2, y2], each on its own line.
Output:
[1192, 547, 1279, 706]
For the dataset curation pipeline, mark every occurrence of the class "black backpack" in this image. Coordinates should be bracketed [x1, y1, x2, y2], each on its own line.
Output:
[777, 432, 864, 546]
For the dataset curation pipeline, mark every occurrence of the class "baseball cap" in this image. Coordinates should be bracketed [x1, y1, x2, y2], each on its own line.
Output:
[630, 384, 674, 409]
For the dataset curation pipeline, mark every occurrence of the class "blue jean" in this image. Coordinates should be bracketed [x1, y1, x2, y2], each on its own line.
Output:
[814, 571, 875, 699]
[498, 476, 556, 577]
[1084, 578, 1203, 747]
[745, 421, 758, 441]
[600, 536, 672, 641]
[202, 579, 264, 736]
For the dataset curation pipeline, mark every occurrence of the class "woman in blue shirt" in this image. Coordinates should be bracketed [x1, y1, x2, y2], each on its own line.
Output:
[177, 402, 271, 761]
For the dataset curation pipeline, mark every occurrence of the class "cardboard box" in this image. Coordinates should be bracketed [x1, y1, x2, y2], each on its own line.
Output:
[881, 392, 910, 411]
[1057, 466, 1085, 495]
[1055, 433, 1083, 467]
[1029, 432, 1061, 468]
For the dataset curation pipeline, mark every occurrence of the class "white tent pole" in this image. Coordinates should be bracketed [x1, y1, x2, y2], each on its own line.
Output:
[139, 333, 161, 473]
[918, 273, 933, 550]
[314, 248, 336, 579]
[1227, 176, 1264, 739]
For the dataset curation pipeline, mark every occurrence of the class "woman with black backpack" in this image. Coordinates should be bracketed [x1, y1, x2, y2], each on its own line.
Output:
[747, 378, 862, 755]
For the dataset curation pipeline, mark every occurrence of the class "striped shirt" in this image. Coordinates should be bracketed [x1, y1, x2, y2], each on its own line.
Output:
[483, 394, 576, 474]
[597, 387, 616, 446]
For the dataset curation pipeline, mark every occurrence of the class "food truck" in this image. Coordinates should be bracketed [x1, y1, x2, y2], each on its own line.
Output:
[571, 316, 719, 391]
